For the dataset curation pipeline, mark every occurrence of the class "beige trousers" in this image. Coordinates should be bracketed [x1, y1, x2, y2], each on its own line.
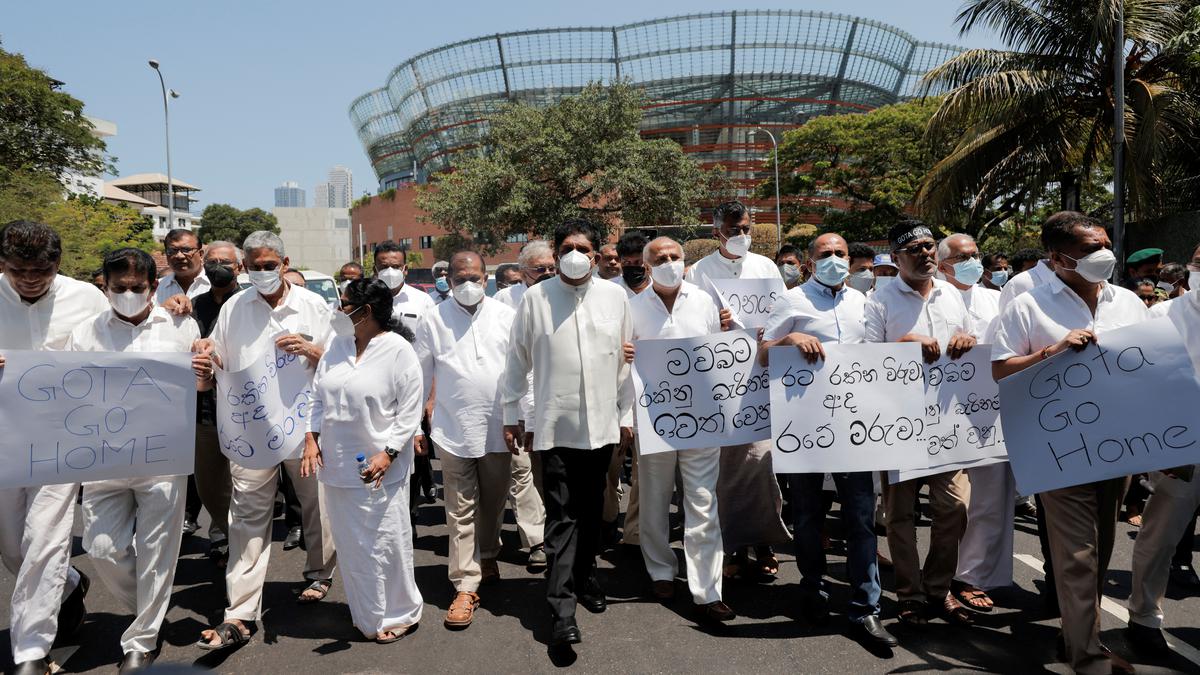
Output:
[225, 457, 336, 622]
[1041, 478, 1127, 675]
[881, 469, 970, 604]
[508, 449, 545, 550]
[441, 450, 512, 592]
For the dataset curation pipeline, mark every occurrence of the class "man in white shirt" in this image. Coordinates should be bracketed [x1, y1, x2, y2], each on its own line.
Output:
[1126, 241, 1200, 657]
[624, 237, 734, 622]
[431, 260, 451, 304]
[991, 212, 1146, 675]
[998, 252, 1056, 312]
[610, 231, 650, 298]
[67, 248, 212, 672]
[760, 233, 896, 649]
[198, 231, 337, 650]
[373, 240, 436, 331]
[597, 243, 621, 280]
[865, 220, 977, 630]
[685, 201, 789, 579]
[935, 234, 1014, 615]
[500, 219, 634, 648]
[415, 251, 538, 630]
[155, 228, 210, 305]
[0, 220, 107, 675]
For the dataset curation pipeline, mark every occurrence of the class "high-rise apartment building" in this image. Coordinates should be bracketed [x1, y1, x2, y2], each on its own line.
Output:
[274, 181, 306, 207]
[314, 166, 353, 209]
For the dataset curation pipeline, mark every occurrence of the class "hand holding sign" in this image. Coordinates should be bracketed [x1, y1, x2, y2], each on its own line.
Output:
[216, 347, 314, 469]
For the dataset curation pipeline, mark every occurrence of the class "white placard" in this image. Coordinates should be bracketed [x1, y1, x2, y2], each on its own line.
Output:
[768, 342, 929, 473]
[1000, 318, 1200, 494]
[920, 347, 1008, 465]
[632, 330, 770, 454]
[704, 277, 786, 329]
[216, 348, 313, 469]
[0, 351, 196, 488]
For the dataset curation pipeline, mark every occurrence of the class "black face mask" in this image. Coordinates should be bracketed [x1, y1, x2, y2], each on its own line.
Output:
[533, 272, 555, 286]
[205, 261, 236, 288]
[622, 265, 647, 287]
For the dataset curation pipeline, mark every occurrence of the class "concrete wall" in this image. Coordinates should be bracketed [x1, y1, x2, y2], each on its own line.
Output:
[1127, 211, 1200, 264]
[273, 207, 353, 275]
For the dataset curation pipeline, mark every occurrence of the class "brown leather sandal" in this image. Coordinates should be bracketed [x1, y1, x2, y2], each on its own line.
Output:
[444, 591, 480, 629]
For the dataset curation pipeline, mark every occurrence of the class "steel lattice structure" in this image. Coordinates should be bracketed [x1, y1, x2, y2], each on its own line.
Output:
[349, 10, 961, 192]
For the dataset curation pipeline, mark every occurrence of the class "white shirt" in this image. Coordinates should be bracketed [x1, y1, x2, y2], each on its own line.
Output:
[629, 282, 720, 340]
[414, 297, 515, 458]
[1161, 291, 1200, 375]
[762, 278, 867, 344]
[610, 276, 647, 299]
[390, 284, 437, 330]
[155, 270, 211, 305]
[998, 260, 1055, 311]
[67, 306, 200, 354]
[494, 283, 526, 309]
[501, 276, 633, 451]
[0, 274, 109, 351]
[991, 274, 1149, 361]
[308, 332, 423, 488]
[686, 250, 782, 282]
[209, 283, 334, 373]
[865, 277, 972, 344]
[958, 285, 1001, 339]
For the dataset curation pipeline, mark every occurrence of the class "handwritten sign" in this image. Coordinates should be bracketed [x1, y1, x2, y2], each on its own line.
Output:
[1000, 318, 1200, 494]
[768, 342, 929, 473]
[704, 277, 786, 329]
[216, 348, 313, 469]
[0, 351, 196, 488]
[632, 330, 770, 454]
[920, 347, 1008, 465]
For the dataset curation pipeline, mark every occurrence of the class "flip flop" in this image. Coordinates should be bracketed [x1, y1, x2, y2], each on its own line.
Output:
[297, 579, 332, 604]
[375, 623, 416, 644]
[196, 622, 250, 651]
[953, 584, 994, 613]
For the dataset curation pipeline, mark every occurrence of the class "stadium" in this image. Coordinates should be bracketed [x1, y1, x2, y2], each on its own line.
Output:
[349, 9, 961, 208]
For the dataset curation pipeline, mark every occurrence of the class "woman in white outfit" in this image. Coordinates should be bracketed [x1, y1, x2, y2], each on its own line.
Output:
[301, 278, 425, 643]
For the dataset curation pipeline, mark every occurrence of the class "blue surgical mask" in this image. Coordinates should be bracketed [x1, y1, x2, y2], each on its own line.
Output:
[779, 263, 801, 286]
[434, 276, 450, 293]
[990, 269, 1010, 287]
[813, 255, 850, 287]
[951, 257, 985, 286]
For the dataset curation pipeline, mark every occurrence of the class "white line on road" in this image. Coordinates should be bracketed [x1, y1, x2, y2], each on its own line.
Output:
[1013, 552, 1200, 669]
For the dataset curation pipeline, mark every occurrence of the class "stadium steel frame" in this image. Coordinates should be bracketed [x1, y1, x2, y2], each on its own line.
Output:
[349, 9, 961, 193]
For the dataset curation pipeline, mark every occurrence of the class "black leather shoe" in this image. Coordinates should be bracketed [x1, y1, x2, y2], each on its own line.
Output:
[578, 578, 606, 614]
[283, 526, 303, 551]
[118, 650, 155, 674]
[550, 619, 582, 646]
[852, 615, 898, 648]
[12, 657, 49, 675]
[56, 569, 91, 639]
[800, 589, 830, 625]
[1169, 563, 1200, 590]
[1126, 622, 1169, 657]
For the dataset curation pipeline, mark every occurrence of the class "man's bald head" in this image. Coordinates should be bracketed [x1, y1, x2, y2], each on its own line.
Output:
[643, 236, 684, 265]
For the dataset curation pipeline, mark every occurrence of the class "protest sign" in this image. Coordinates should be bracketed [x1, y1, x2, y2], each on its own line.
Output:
[1000, 318, 1200, 494]
[892, 456, 1006, 483]
[768, 342, 929, 473]
[918, 347, 1008, 468]
[216, 347, 313, 469]
[632, 329, 770, 454]
[0, 351, 196, 488]
[702, 277, 786, 329]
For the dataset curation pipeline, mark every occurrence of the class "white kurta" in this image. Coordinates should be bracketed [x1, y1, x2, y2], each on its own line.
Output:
[390, 284, 437, 331]
[155, 269, 211, 305]
[67, 307, 198, 654]
[0, 274, 106, 662]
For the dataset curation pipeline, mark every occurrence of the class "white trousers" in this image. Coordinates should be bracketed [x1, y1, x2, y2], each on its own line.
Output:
[225, 458, 336, 622]
[81, 475, 185, 654]
[441, 451, 511, 592]
[955, 462, 1016, 589]
[508, 449, 545, 550]
[0, 483, 81, 662]
[638, 446, 723, 604]
[325, 481, 423, 636]
[1129, 469, 1200, 628]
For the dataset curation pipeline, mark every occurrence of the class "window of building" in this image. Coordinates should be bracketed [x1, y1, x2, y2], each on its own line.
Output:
[400, 237, 413, 248]
[506, 233, 528, 243]
[419, 235, 434, 249]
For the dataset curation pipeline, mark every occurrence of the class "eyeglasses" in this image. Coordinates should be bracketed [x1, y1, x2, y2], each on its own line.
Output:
[166, 246, 199, 256]
[897, 241, 936, 256]
[207, 259, 237, 267]
[525, 265, 556, 274]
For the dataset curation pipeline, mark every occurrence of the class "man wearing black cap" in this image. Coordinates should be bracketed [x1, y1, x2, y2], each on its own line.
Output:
[864, 219, 977, 630]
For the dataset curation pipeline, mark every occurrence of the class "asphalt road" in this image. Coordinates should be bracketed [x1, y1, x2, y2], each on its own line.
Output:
[3, 464, 1200, 674]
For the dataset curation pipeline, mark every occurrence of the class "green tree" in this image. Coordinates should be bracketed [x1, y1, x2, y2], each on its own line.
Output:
[765, 100, 950, 244]
[43, 196, 156, 279]
[196, 204, 279, 246]
[919, 0, 1200, 226]
[0, 170, 62, 224]
[417, 82, 726, 255]
[431, 233, 471, 264]
[0, 43, 111, 184]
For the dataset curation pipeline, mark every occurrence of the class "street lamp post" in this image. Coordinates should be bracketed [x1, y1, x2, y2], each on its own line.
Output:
[1112, 6, 1126, 283]
[751, 128, 782, 248]
[148, 59, 180, 230]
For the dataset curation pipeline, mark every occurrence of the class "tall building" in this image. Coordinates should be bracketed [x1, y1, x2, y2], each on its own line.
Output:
[274, 180, 306, 207]
[273, 207, 352, 275]
[313, 166, 352, 208]
[314, 182, 330, 208]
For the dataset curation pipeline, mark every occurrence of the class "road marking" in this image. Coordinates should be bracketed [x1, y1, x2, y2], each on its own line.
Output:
[1013, 553, 1200, 668]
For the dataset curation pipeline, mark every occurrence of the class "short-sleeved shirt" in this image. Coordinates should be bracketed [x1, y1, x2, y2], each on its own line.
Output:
[209, 283, 333, 373]
[0, 274, 109, 351]
[998, 260, 1055, 312]
[959, 285, 1001, 340]
[68, 307, 200, 354]
[155, 270, 211, 305]
[864, 277, 971, 344]
[629, 282, 720, 340]
[762, 278, 867, 345]
[685, 250, 782, 282]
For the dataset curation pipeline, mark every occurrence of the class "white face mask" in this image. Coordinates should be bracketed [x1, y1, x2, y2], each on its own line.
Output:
[723, 233, 751, 258]
[452, 280, 485, 306]
[376, 266, 405, 290]
[1062, 248, 1117, 284]
[1190, 270, 1200, 292]
[847, 270, 874, 293]
[331, 306, 365, 338]
[248, 269, 282, 294]
[558, 249, 593, 280]
[873, 275, 897, 292]
[650, 260, 685, 289]
[108, 289, 150, 318]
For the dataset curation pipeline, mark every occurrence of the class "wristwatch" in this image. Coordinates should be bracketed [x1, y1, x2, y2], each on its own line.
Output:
[384, 446, 399, 460]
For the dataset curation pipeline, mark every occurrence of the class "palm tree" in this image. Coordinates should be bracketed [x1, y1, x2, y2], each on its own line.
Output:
[918, 0, 1200, 233]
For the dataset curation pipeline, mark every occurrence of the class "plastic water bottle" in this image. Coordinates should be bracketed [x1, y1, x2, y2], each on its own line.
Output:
[356, 453, 380, 493]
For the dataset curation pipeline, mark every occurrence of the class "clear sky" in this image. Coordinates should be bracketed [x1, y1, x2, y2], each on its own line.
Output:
[3, 1, 1001, 212]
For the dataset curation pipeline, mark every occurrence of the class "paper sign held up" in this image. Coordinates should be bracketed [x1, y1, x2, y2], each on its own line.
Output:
[216, 348, 313, 469]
